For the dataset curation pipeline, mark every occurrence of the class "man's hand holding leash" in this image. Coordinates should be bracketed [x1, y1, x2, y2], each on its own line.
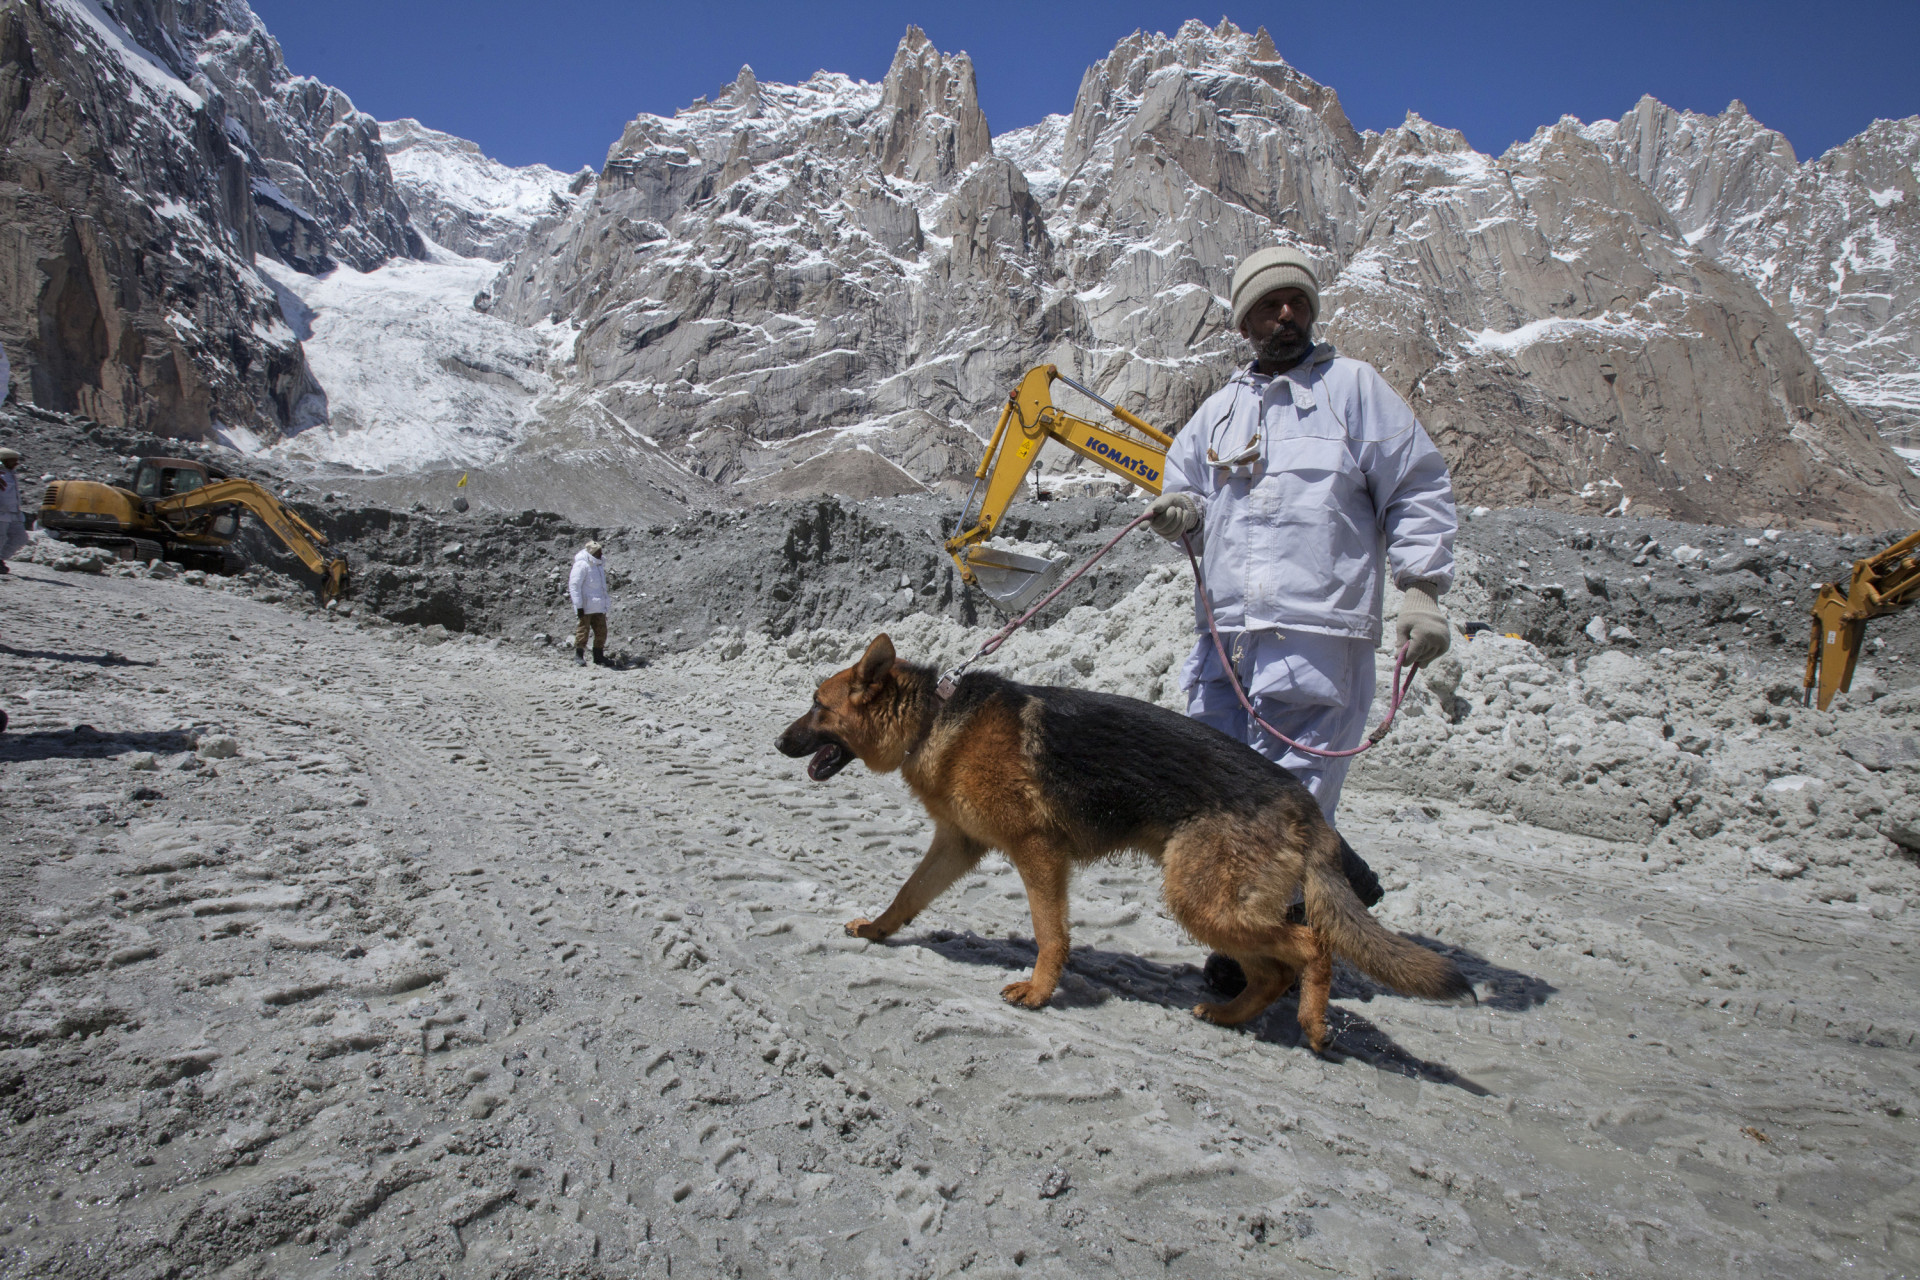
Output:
[1395, 579, 1450, 669]
[1145, 491, 1200, 541]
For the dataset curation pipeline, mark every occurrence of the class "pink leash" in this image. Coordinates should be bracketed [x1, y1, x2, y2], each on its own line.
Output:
[1178, 531, 1415, 758]
[938, 515, 1417, 759]
[938, 511, 1157, 698]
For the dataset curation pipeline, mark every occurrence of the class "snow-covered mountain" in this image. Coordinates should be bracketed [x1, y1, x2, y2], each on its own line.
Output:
[483, 31, 1059, 493]
[0, 0, 420, 439]
[481, 20, 1917, 528]
[380, 118, 591, 261]
[5, 6, 1917, 530]
[1331, 110, 1902, 529]
[1601, 98, 1920, 440]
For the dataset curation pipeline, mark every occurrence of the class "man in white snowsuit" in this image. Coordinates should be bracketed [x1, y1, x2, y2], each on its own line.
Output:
[1145, 246, 1456, 925]
[569, 540, 611, 666]
[0, 446, 28, 574]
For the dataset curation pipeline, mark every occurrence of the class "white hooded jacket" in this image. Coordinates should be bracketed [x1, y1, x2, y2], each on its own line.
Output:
[569, 548, 610, 613]
[1163, 346, 1456, 644]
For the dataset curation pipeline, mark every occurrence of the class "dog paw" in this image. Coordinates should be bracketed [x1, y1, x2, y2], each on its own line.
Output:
[1191, 1001, 1244, 1026]
[1000, 980, 1052, 1009]
[844, 918, 888, 940]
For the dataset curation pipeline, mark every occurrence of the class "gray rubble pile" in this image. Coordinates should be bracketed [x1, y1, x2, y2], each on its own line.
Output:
[14, 403, 1920, 681]
[1363, 635, 1920, 916]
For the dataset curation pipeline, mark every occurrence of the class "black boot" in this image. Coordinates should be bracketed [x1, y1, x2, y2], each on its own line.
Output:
[1202, 952, 1248, 998]
[1203, 836, 1385, 997]
[1338, 835, 1385, 907]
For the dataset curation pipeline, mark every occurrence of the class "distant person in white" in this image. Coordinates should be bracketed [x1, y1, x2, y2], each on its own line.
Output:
[1142, 246, 1457, 912]
[0, 339, 10, 403]
[0, 446, 27, 574]
[569, 540, 611, 666]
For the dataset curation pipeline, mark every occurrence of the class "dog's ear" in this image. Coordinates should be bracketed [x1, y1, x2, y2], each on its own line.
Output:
[850, 634, 895, 702]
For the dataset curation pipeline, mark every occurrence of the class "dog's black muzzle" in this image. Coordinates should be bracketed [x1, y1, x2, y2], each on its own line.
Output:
[776, 721, 852, 782]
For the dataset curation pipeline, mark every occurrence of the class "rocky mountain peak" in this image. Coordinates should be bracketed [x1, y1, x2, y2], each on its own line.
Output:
[1362, 111, 1480, 190]
[1603, 96, 1920, 437]
[728, 64, 763, 114]
[182, 4, 420, 274]
[874, 27, 991, 187]
[1061, 19, 1360, 180]
[473, 30, 1060, 497]
[1603, 96, 1801, 253]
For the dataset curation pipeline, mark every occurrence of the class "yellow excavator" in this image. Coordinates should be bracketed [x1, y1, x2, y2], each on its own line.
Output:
[1805, 530, 1920, 709]
[946, 364, 1172, 611]
[38, 456, 349, 601]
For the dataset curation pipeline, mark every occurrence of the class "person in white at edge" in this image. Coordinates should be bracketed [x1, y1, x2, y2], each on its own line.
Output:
[1144, 245, 1457, 937]
[0, 445, 25, 574]
[569, 540, 611, 666]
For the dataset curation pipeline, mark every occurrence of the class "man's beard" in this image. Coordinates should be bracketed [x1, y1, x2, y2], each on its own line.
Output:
[1256, 323, 1313, 371]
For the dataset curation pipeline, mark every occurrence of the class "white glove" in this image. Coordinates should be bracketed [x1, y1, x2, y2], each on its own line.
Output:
[1145, 491, 1200, 541]
[1395, 580, 1450, 667]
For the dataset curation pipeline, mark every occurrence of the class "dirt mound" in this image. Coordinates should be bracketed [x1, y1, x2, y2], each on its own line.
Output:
[743, 447, 928, 501]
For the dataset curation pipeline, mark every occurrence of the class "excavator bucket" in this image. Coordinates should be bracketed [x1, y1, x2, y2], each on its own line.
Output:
[322, 558, 350, 604]
[961, 544, 1068, 614]
[1806, 586, 1864, 710]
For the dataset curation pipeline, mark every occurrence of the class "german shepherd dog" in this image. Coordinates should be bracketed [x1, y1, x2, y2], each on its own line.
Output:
[776, 635, 1471, 1050]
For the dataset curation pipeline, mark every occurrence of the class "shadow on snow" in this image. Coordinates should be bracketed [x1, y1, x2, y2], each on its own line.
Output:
[892, 927, 1556, 1096]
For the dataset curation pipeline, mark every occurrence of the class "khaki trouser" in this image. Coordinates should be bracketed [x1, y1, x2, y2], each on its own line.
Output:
[574, 612, 607, 655]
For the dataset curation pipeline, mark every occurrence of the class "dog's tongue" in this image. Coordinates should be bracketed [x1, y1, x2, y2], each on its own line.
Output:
[807, 743, 845, 781]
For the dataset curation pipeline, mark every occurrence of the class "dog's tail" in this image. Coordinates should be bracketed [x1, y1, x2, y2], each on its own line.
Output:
[1302, 834, 1473, 1003]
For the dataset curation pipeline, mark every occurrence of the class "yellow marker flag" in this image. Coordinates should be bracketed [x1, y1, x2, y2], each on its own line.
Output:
[456, 472, 468, 488]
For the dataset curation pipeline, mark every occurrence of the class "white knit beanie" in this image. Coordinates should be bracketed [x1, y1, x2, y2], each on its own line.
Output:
[1230, 246, 1321, 331]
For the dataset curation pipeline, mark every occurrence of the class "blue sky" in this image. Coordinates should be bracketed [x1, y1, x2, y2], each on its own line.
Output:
[249, 1, 1919, 172]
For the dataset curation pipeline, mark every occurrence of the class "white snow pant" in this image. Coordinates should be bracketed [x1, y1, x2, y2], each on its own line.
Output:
[1183, 633, 1376, 825]
[0, 516, 26, 562]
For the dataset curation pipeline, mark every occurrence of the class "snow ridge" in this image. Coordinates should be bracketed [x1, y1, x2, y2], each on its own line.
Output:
[380, 119, 590, 262]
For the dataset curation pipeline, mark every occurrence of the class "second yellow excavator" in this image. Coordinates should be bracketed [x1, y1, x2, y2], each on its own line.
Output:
[38, 456, 349, 601]
[1805, 530, 1920, 709]
[947, 364, 1172, 611]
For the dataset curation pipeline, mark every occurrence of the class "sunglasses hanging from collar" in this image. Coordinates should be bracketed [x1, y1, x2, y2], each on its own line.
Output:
[1207, 381, 1264, 474]
[1207, 435, 1262, 471]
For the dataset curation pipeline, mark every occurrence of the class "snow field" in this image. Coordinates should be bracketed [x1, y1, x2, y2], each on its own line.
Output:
[3, 554, 1917, 1276]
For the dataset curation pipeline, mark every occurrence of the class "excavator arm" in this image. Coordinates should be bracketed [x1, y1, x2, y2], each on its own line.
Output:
[1805, 530, 1920, 709]
[946, 364, 1172, 609]
[154, 478, 350, 601]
